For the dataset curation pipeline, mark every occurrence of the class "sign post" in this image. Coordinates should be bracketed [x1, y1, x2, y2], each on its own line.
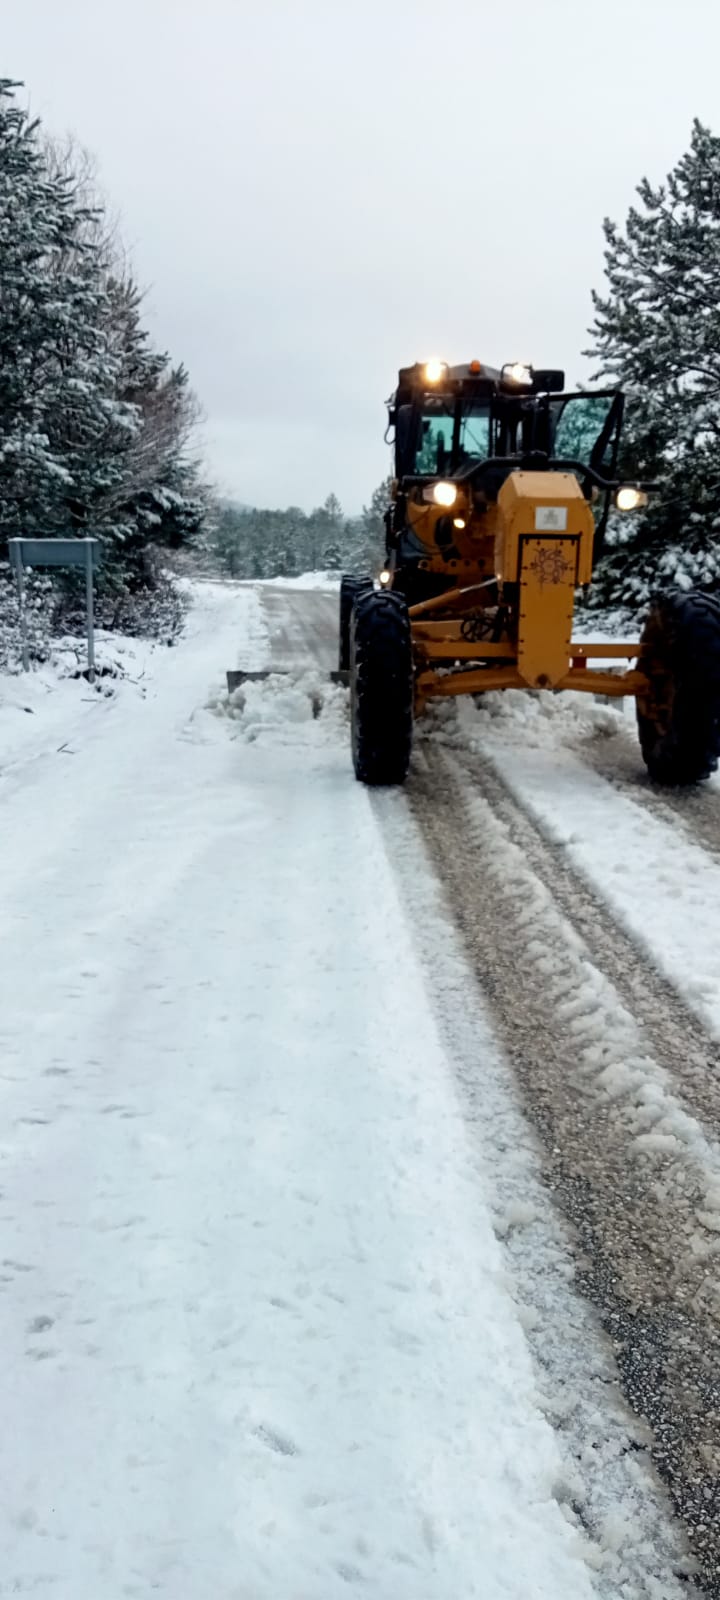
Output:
[84, 538, 96, 683]
[8, 539, 30, 671]
[7, 538, 101, 681]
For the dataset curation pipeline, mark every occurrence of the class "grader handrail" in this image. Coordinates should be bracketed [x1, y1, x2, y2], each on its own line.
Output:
[401, 458, 658, 494]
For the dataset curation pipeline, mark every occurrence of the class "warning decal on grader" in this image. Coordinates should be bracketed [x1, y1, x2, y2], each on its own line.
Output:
[534, 506, 568, 531]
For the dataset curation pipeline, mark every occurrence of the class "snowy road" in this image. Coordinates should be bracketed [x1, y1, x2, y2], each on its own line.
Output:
[0, 579, 714, 1598]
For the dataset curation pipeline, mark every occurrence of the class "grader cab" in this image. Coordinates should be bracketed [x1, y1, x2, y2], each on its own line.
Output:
[340, 357, 720, 787]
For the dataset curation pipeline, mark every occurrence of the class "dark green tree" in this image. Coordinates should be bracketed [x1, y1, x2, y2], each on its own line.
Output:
[586, 119, 720, 613]
[0, 81, 205, 613]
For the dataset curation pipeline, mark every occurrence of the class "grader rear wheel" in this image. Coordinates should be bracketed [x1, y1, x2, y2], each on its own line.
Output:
[636, 590, 720, 784]
[339, 574, 373, 671]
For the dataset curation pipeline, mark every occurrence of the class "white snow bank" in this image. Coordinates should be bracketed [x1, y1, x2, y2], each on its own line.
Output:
[0, 631, 159, 777]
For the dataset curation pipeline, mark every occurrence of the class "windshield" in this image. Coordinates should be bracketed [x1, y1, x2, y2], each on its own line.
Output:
[414, 400, 491, 473]
[459, 403, 491, 460]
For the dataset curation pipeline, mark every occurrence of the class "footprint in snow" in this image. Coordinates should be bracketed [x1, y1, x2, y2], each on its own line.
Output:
[252, 1423, 298, 1457]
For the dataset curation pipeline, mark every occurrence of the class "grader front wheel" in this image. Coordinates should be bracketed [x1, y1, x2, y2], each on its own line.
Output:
[636, 590, 720, 784]
[350, 589, 413, 785]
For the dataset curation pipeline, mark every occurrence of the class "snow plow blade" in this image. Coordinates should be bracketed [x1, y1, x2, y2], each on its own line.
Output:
[226, 669, 280, 693]
[226, 668, 349, 693]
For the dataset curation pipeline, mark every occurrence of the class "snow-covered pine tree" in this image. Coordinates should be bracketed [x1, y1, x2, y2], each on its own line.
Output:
[0, 80, 125, 542]
[587, 120, 720, 614]
[0, 84, 205, 625]
[38, 146, 204, 586]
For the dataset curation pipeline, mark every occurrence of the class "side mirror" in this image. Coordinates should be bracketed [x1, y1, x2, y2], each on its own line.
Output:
[533, 369, 565, 393]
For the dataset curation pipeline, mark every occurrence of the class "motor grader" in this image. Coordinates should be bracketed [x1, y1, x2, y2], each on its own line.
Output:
[340, 357, 720, 786]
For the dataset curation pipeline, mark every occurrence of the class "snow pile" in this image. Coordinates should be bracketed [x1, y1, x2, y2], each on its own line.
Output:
[206, 669, 349, 747]
[421, 685, 624, 757]
[421, 619, 638, 755]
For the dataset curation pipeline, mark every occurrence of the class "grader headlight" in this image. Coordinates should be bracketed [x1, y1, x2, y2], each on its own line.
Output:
[432, 481, 457, 508]
[423, 358, 449, 384]
[502, 361, 533, 387]
[616, 485, 647, 512]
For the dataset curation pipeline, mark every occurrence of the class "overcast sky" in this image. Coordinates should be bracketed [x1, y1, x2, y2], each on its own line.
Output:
[4, 0, 720, 512]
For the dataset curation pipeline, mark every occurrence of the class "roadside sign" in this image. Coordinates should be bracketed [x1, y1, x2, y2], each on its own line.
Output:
[8, 537, 101, 682]
[15, 538, 102, 569]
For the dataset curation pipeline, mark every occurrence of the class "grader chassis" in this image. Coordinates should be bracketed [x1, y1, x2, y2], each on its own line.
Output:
[340, 358, 720, 787]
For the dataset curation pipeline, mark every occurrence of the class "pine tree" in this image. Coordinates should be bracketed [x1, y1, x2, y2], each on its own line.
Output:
[587, 120, 720, 612]
[0, 79, 122, 542]
[348, 476, 391, 571]
[0, 82, 205, 616]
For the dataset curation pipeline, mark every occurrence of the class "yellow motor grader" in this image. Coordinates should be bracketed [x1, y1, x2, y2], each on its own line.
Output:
[340, 357, 720, 786]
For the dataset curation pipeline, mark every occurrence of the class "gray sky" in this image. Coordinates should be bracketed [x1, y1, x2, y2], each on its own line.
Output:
[4, 0, 720, 512]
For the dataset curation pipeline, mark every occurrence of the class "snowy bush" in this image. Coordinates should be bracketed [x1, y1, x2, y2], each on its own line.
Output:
[0, 566, 55, 672]
[0, 558, 188, 673]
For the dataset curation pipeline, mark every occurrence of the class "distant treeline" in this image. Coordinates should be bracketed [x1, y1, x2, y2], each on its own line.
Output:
[210, 484, 389, 580]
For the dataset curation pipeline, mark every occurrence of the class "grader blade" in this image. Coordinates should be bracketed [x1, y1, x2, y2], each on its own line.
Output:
[226, 668, 349, 694]
[226, 669, 281, 694]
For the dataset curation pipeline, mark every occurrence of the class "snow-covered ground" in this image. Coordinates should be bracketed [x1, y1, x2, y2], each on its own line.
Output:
[258, 570, 341, 591]
[0, 630, 158, 777]
[0, 581, 616, 1600]
[5, 579, 718, 1596]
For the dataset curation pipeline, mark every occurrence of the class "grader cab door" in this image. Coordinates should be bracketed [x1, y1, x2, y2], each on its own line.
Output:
[547, 391, 624, 483]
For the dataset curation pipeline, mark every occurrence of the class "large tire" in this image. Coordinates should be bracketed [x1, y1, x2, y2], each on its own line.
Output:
[339, 574, 373, 671]
[636, 590, 720, 784]
[350, 589, 413, 785]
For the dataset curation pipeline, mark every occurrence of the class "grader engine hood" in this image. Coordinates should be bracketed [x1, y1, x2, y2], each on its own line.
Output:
[496, 472, 595, 689]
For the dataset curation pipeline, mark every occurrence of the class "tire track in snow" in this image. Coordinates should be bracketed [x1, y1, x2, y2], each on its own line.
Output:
[453, 743, 720, 1144]
[373, 775, 693, 1599]
[404, 744, 720, 1597]
[259, 585, 338, 671]
[577, 724, 720, 866]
